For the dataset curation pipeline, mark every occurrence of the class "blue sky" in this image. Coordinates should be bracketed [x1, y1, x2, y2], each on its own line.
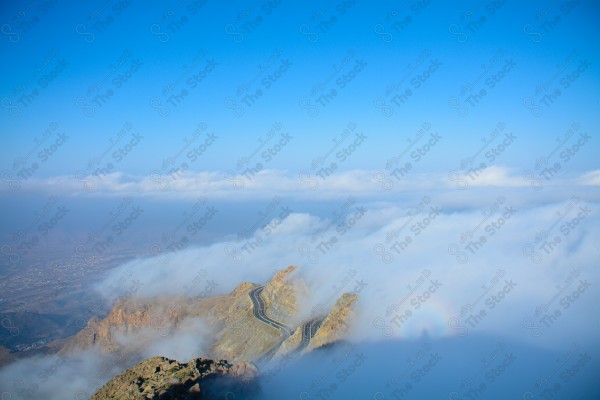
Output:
[1, 0, 599, 178]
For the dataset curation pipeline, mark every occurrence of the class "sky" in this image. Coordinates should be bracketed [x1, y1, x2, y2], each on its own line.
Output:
[1, 0, 599, 178]
[1, 1, 600, 399]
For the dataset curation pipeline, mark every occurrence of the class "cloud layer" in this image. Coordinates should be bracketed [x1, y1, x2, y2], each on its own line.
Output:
[94, 193, 599, 348]
[4, 167, 600, 201]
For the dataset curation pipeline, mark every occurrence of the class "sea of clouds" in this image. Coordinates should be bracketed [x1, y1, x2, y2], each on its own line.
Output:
[1, 173, 599, 399]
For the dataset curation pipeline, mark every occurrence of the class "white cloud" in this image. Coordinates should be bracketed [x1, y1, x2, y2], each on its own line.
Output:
[94, 197, 600, 349]
[578, 169, 600, 186]
[4, 168, 600, 202]
[0, 348, 124, 400]
[114, 317, 213, 363]
[455, 165, 527, 187]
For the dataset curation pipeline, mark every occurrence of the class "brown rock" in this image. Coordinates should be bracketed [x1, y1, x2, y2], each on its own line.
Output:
[91, 356, 259, 400]
[306, 292, 358, 351]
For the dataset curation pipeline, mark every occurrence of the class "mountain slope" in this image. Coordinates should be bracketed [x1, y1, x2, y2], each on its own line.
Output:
[306, 292, 357, 351]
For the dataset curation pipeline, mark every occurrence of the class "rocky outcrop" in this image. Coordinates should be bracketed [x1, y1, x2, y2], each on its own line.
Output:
[260, 265, 306, 326]
[91, 356, 258, 400]
[306, 292, 357, 352]
[61, 295, 228, 355]
[273, 325, 303, 357]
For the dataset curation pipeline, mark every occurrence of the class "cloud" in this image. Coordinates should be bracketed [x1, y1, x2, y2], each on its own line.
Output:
[5, 168, 600, 201]
[0, 317, 214, 400]
[0, 348, 123, 400]
[93, 196, 600, 349]
[456, 165, 527, 187]
[114, 317, 213, 363]
[577, 169, 600, 186]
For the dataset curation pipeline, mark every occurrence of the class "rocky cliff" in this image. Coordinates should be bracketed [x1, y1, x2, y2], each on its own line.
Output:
[306, 292, 358, 351]
[259, 265, 307, 326]
[61, 295, 226, 354]
[91, 356, 258, 400]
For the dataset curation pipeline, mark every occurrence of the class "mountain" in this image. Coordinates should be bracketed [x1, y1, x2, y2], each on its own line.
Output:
[60, 294, 222, 354]
[62, 266, 357, 364]
[259, 265, 307, 325]
[91, 356, 258, 400]
[306, 292, 357, 351]
[274, 291, 357, 357]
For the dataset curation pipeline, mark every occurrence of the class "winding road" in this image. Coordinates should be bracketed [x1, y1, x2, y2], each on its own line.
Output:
[248, 285, 323, 357]
[298, 318, 323, 351]
[249, 286, 293, 336]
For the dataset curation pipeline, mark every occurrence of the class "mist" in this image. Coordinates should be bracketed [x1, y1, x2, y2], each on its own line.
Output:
[0, 314, 215, 399]
[94, 188, 600, 349]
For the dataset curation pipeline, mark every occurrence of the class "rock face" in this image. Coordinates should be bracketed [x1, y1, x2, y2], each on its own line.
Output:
[260, 265, 306, 325]
[273, 325, 303, 358]
[61, 295, 226, 355]
[307, 292, 358, 351]
[91, 356, 259, 400]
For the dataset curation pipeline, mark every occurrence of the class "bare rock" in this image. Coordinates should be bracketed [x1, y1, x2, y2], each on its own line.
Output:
[306, 292, 358, 351]
[91, 356, 259, 400]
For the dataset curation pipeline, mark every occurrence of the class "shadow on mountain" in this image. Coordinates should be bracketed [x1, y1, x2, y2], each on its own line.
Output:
[155, 374, 260, 400]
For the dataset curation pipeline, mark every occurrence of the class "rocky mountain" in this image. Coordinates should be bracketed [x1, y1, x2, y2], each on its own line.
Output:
[259, 265, 307, 325]
[91, 356, 258, 400]
[61, 295, 223, 354]
[306, 292, 357, 351]
[274, 292, 357, 358]
[63, 266, 357, 365]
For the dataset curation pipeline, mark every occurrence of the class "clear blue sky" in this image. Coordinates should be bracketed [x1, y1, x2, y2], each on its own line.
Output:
[1, 0, 599, 177]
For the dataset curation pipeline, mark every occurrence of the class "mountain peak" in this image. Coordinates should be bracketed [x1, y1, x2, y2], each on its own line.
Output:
[91, 355, 259, 399]
[269, 265, 298, 283]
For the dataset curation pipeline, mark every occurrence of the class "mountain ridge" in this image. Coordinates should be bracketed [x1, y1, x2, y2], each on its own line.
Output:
[63, 266, 357, 365]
